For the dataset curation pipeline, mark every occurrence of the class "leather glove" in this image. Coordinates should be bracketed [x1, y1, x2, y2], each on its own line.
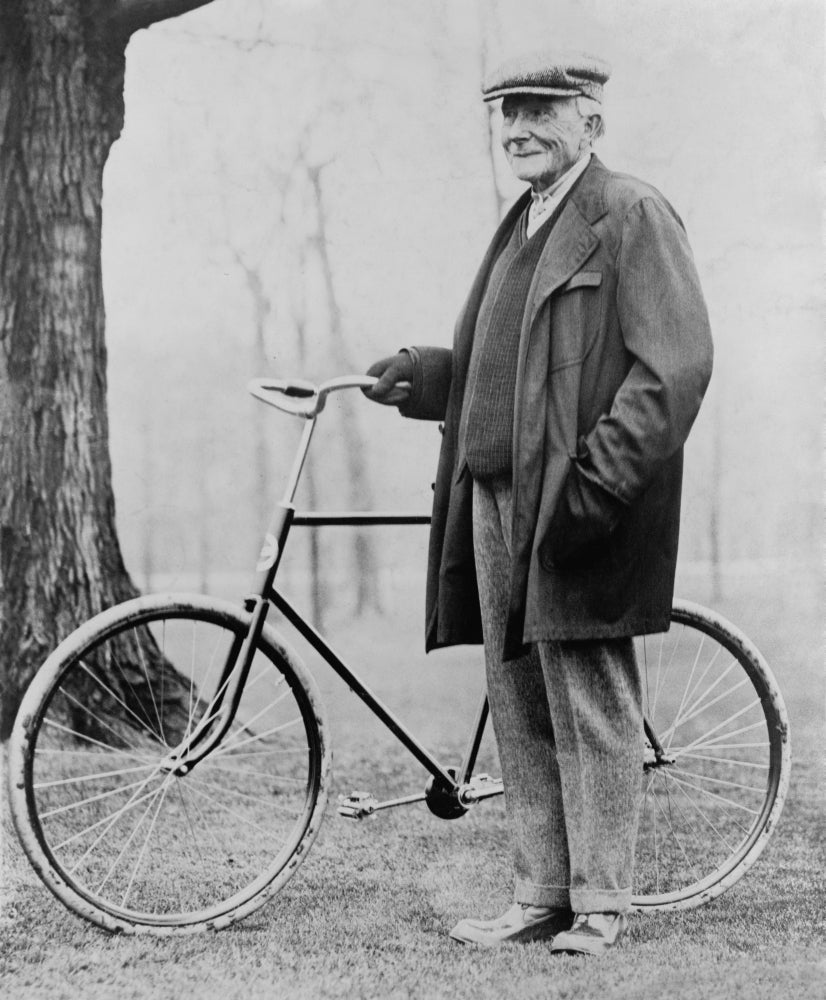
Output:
[363, 351, 414, 406]
[546, 462, 627, 570]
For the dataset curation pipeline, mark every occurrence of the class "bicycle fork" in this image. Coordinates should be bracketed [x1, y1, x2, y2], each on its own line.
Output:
[164, 419, 317, 774]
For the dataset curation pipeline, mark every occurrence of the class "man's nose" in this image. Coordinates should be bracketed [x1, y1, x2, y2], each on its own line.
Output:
[505, 114, 532, 141]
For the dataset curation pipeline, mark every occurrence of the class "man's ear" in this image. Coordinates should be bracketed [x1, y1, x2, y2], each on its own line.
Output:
[581, 114, 601, 149]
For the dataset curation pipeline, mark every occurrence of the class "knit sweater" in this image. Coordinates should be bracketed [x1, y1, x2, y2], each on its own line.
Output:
[459, 198, 566, 479]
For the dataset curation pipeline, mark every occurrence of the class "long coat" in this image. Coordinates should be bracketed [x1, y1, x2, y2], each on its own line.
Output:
[401, 156, 713, 659]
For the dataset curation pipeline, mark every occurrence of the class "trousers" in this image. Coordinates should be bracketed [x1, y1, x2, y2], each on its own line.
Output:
[472, 476, 644, 913]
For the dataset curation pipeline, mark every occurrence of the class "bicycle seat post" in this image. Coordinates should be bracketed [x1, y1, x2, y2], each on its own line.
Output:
[282, 415, 318, 507]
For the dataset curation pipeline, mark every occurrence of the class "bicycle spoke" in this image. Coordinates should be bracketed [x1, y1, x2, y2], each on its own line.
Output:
[39, 775, 159, 820]
[34, 762, 157, 791]
[668, 764, 766, 797]
[186, 622, 199, 738]
[53, 685, 160, 755]
[675, 715, 766, 757]
[664, 770, 759, 821]
[57, 768, 166, 856]
[649, 626, 682, 720]
[669, 773, 741, 855]
[211, 717, 303, 756]
[669, 699, 765, 755]
[132, 632, 167, 747]
[96, 779, 169, 895]
[221, 687, 296, 744]
[174, 781, 217, 861]
[677, 751, 769, 770]
[77, 656, 165, 745]
[672, 646, 728, 734]
[671, 771, 737, 851]
[664, 630, 707, 748]
[640, 772, 662, 894]
[120, 780, 173, 908]
[181, 781, 278, 838]
[182, 773, 303, 815]
[651, 779, 703, 883]
[34, 746, 154, 758]
[678, 739, 769, 753]
[201, 759, 306, 784]
[41, 718, 156, 763]
[678, 650, 733, 719]
[671, 673, 750, 735]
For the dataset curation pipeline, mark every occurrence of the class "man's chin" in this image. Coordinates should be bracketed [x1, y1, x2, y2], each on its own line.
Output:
[511, 166, 544, 186]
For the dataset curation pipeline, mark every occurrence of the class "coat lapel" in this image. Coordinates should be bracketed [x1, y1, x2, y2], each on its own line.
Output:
[523, 177, 604, 332]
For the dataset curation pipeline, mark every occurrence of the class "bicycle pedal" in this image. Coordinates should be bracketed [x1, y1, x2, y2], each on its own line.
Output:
[468, 772, 494, 786]
[337, 791, 378, 820]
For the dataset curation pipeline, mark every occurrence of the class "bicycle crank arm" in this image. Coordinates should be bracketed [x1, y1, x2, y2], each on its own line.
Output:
[458, 774, 504, 804]
[337, 773, 505, 820]
[337, 790, 427, 820]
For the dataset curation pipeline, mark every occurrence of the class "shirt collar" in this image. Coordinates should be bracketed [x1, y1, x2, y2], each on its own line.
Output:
[530, 151, 592, 206]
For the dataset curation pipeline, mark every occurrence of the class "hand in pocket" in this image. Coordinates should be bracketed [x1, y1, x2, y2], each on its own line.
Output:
[546, 463, 627, 570]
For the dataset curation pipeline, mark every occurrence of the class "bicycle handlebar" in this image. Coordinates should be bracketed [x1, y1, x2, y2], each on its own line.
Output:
[248, 375, 374, 417]
[248, 375, 410, 418]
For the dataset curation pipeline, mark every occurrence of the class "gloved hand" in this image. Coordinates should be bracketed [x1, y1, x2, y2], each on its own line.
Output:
[545, 462, 627, 570]
[363, 351, 414, 406]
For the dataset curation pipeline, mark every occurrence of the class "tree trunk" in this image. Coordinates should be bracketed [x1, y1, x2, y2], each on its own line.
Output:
[0, 3, 194, 738]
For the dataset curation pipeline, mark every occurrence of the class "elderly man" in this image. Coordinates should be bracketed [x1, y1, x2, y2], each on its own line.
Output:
[364, 52, 713, 955]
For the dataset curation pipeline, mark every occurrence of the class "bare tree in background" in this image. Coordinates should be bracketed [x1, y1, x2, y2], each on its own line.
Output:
[478, 0, 509, 220]
[233, 250, 275, 530]
[282, 234, 327, 627]
[0, 0, 218, 737]
[305, 161, 381, 616]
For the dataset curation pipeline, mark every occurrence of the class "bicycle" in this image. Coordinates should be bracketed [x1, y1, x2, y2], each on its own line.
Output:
[8, 375, 791, 935]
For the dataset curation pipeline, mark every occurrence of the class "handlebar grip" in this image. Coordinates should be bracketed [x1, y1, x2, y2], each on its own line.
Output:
[283, 385, 316, 398]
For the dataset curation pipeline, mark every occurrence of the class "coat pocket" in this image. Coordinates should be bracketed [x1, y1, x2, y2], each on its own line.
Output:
[538, 459, 626, 573]
[549, 270, 604, 372]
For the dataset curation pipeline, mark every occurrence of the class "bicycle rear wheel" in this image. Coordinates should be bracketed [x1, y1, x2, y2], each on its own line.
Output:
[8, 593, 330, 934]
[633, 599, 790, 910]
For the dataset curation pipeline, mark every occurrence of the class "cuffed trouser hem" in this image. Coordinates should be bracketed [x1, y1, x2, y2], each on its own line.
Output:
[570, 886, 633, 914]
[514, 879, 571, 909]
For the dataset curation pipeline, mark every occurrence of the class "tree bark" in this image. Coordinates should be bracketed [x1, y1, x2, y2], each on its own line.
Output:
[0, 1, 211, 738]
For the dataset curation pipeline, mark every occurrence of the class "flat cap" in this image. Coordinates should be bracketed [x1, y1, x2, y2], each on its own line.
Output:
[482, 50, 611, 103]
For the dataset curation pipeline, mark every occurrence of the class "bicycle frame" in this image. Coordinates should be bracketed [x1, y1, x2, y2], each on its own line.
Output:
[170, 375, 672, 802]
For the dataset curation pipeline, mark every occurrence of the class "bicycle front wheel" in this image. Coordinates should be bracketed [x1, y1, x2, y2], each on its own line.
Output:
[8, 593, 330, 935]
[632, 599, 790, 910]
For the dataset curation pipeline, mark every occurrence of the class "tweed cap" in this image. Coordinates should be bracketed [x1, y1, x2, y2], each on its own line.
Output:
[482, 50, 611, 103]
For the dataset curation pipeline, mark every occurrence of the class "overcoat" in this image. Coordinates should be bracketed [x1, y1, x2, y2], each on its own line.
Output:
[401, 156, 713, 659]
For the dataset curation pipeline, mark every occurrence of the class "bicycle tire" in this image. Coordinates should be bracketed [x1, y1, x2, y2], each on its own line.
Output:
[8, 593, 330, 935]
[632, 599, 790, 910]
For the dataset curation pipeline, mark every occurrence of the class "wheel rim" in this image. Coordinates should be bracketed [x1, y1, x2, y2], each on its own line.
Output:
[633, 604, 788, 909]
[21, 604, 324, 928]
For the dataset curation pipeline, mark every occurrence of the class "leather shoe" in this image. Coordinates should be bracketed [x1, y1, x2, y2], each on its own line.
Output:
[550, 912, 628, 956]
[449, 903, 573, 947]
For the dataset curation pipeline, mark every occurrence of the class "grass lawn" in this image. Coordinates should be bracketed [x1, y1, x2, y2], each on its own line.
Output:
[2, 575, 824, 999]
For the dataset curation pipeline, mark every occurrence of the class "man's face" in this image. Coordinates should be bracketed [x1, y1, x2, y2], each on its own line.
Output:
[500, 95, 592, 191]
